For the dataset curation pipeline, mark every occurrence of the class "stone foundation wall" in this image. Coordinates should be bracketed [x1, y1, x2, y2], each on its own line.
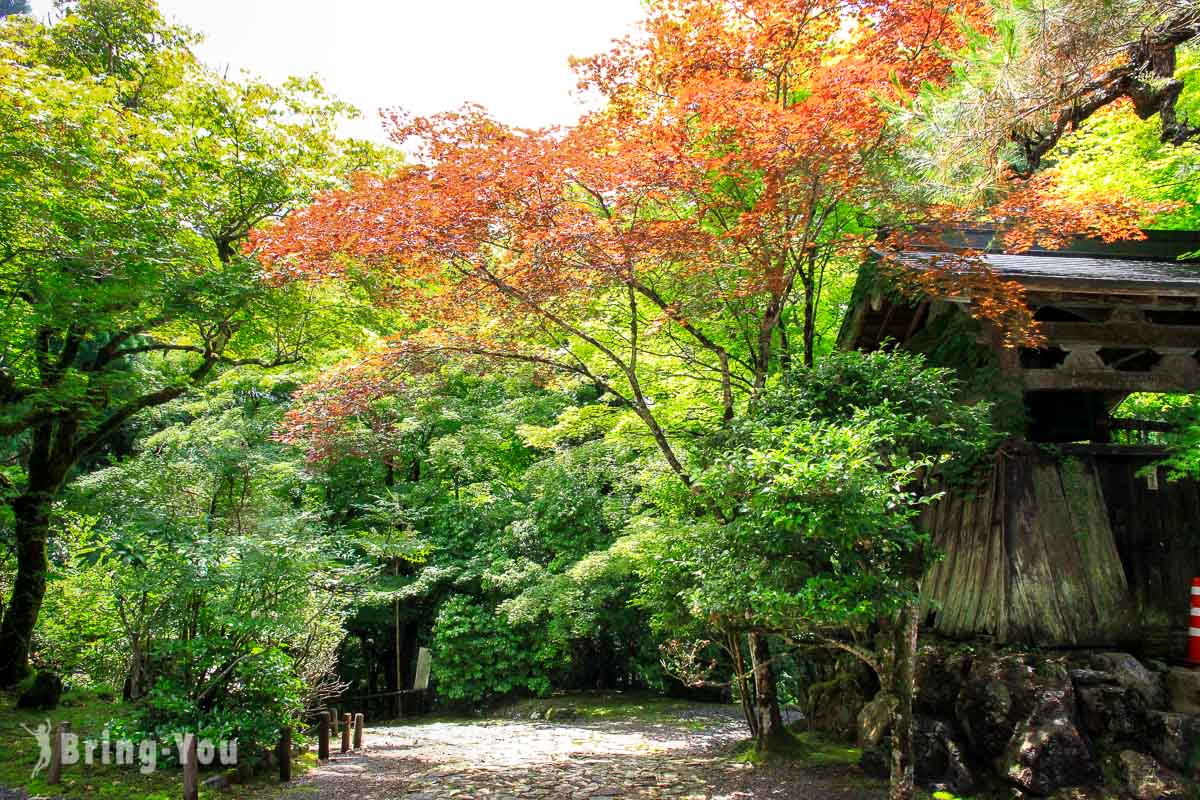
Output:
[856, 646, 1200, 798]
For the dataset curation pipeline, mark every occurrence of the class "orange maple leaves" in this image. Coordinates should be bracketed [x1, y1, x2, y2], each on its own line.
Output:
[252, 0, 993, 319]
[989, 171, 1180, 253]
[250, 0, 1165, 424]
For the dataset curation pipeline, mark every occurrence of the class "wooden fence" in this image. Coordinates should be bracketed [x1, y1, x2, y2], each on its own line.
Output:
[42, 648, 433, 797]
[42, 705, 386, 799]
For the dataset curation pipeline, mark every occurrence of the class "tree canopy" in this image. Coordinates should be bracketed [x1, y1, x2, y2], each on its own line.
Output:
[0, 0, 389, 685]
[3, 2, 1198, 798]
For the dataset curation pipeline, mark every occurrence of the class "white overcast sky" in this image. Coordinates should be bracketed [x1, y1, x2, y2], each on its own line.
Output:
[29, 0, 646, 142]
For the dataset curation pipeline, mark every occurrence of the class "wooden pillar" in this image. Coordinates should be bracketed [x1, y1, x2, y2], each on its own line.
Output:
[47, 722, 69, 785]
[330, 706, 339, 736]
[317, 712, 330, 761]
[181, 734, 198, 800]
[340, 714, 351, 754]
[353, 714, 364, 749]
[278, 727, 291, 783]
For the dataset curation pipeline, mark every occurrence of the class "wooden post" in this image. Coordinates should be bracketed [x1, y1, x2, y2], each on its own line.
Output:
[278, 726, 292, 783]
[330, 706, 339, 736]
[353, 713, 364, 749]
[317, 712, 330, 761]
[181, 734, 198, 800]
[341, 713, 351, 753]
[47, 721, 69, 785]
[394, 558, 403, 719]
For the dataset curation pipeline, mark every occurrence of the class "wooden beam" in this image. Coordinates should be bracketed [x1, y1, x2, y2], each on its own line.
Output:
[1021, 368, 1200, 393]
[903, 300, 930, 342]
[1106, 419, 1176, 433]
[946, 292, 1200, 309]
[1039, 321, 1200, 349]
[1008, 277, 1200, 298]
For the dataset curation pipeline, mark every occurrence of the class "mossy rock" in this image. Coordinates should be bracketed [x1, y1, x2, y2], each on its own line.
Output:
[16, 669, 64, 710]
[544, 706, 578, 721]
[805, 671, 868, 742]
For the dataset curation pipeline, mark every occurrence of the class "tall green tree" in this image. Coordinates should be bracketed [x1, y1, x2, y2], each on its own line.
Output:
[69, 371, 352, 749]
[0, 0, 385, 685]
[629, 352, 994, 789]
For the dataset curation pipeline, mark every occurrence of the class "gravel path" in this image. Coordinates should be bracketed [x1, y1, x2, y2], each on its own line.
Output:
[280, 710, 885, 799]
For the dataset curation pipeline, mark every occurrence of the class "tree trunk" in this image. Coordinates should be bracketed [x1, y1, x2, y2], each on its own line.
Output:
[362, 632, 377, 718]
[0, 493, 52, 686]
[125, 636, 146, 701]
[748, 632, 789, 753]
[888, 603, 920, 800]
[802, 272, 817, 368]
[728, 631, 758, 738]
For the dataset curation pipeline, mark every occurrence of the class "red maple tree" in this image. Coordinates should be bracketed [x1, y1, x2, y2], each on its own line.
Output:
[250, 4, 1167, 793]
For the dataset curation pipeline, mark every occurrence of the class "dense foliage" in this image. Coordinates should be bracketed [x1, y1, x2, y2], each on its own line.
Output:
[0, 0, 389, 686]
[1, 2, 1197, 798]
[285, 365, 664, 706]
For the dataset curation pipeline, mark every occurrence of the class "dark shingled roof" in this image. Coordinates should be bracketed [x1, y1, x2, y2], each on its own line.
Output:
[895, 250, 1200, 294]
[885, 229, 1200, 295]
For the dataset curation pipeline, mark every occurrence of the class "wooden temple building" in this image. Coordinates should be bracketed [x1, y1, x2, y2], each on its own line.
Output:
[840, 229, 1200, 655]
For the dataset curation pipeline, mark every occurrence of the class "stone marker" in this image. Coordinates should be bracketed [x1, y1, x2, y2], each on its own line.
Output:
[414, 647, 432, 691]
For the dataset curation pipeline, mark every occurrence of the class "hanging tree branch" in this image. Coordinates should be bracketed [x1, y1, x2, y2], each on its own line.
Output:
[1012, 5, 1200, 175]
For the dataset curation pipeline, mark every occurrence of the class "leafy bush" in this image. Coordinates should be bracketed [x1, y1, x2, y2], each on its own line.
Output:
[31, 513, 127, 689]
[687, 350, 995, 629]
[759, 350, 997, 483]
[671, 420, 934, 633]
[126, 643, 305, 765]
[16, 670, 63, 710]
[46, 374, 353, 763]
[431, 595, 564, 705]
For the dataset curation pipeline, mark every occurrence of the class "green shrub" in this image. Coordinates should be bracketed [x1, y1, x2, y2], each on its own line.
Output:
[114, 642, 304, 767]
[16, 670, 63, 710]
[431, 595, 564, 705]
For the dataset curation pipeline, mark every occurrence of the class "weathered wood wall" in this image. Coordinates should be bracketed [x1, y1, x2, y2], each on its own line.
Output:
[920, 444, 1200, 653]
[1087, 446, 1200, 655]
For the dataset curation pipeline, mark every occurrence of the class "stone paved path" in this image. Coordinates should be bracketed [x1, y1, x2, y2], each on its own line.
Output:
[281, 709, 885, 800]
